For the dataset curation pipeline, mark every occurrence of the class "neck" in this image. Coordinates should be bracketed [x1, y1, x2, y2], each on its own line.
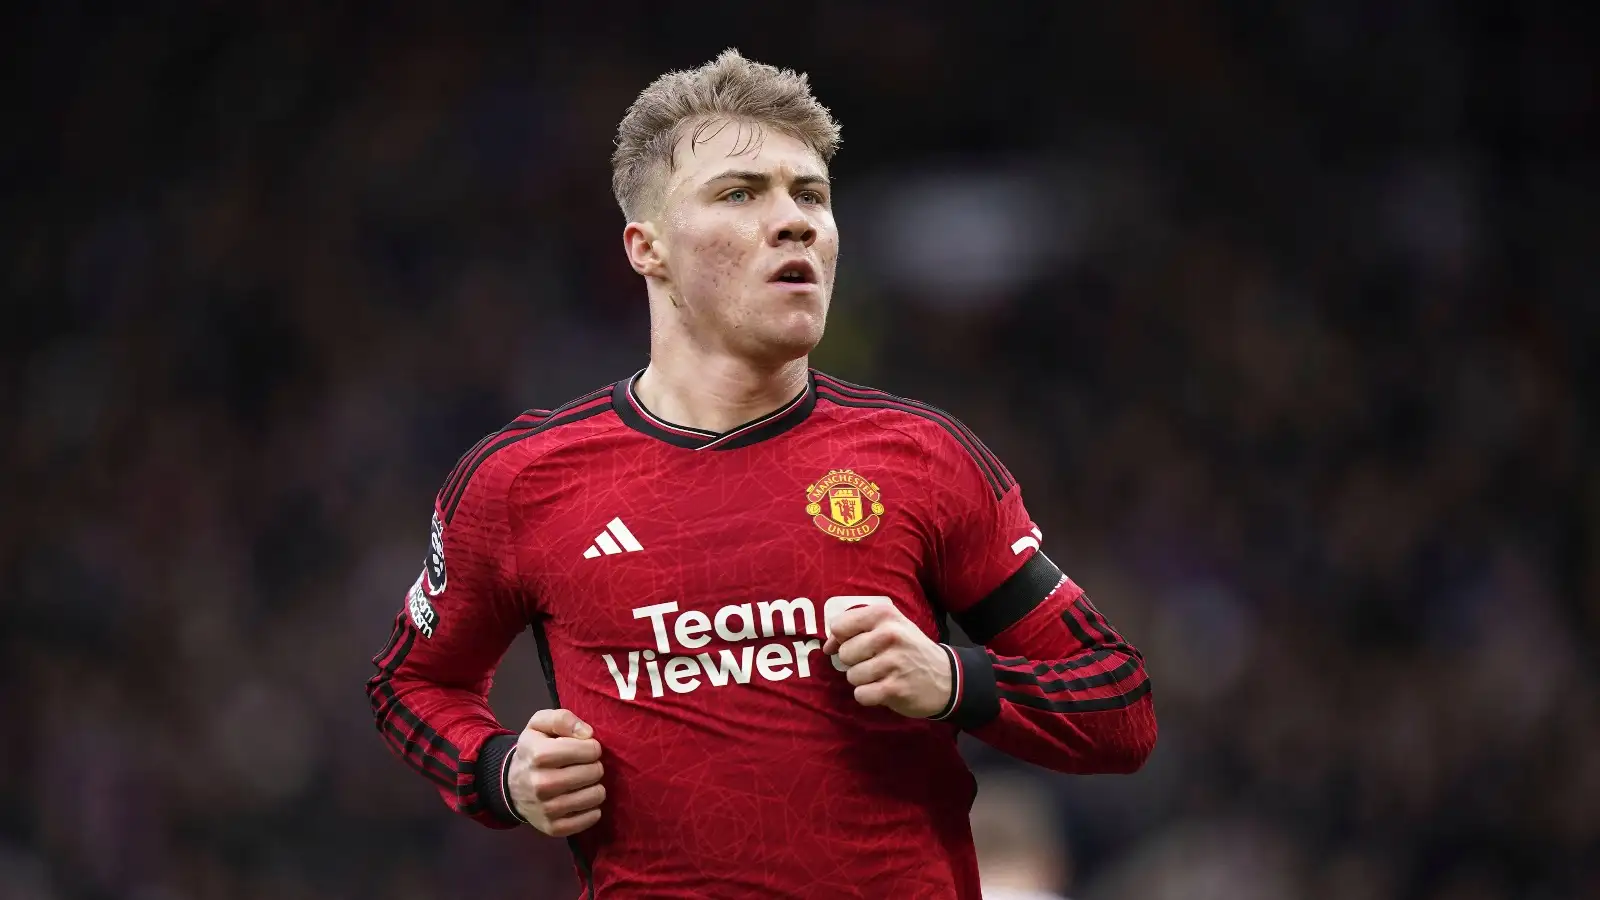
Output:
[636, 337, 809, 435]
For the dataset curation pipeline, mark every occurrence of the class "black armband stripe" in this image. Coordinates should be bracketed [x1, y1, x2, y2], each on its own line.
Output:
[998, 677, 1152, 714]
[954, 552, 1066, 644]
[994, 656, 1142, 694]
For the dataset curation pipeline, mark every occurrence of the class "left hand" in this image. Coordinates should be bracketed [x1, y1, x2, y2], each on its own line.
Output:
[822, 603, 953, 719]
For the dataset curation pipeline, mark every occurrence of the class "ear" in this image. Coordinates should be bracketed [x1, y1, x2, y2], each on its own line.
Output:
[623, 221, 668, 278]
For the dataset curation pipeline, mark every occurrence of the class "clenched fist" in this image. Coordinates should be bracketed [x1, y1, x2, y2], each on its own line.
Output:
[822, 602, 954, 719]
[507, 709, 606, 837]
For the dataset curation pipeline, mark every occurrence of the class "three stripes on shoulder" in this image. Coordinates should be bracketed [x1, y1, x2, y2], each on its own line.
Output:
[583, 518, 645, 559]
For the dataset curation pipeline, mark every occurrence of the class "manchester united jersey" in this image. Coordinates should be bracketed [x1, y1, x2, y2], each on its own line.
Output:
[367, 370, 1156, 900]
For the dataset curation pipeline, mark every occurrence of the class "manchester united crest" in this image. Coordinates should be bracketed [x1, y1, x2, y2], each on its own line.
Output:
[805, 469, 885, 542]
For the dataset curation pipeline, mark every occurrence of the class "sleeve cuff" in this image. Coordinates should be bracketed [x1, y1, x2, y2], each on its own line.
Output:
[930, 644, 1000, 730]
[474, 733, 528, 826]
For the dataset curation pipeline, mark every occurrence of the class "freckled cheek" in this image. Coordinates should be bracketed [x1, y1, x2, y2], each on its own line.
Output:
[687, 236, 751, 288]
[817, 232, 841, 285]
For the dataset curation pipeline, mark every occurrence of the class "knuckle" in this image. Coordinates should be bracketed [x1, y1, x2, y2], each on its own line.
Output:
[531, 774, 561, 801]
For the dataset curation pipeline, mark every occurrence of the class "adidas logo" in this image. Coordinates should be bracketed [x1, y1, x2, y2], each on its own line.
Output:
[583, 518, 644, 559]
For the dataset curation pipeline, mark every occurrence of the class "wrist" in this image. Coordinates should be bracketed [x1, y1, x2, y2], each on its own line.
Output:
[474, 733, 528, 826]
[927, 644, 1000, 729]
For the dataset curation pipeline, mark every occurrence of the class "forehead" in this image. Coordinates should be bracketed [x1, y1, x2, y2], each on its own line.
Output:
[666, 119, 825, 191]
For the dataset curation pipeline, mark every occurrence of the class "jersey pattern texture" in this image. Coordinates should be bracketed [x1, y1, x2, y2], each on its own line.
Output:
[367, 370, 1156, 900]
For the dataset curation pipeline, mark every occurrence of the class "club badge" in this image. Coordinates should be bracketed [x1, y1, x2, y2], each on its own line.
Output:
[806, 469, 884, 542]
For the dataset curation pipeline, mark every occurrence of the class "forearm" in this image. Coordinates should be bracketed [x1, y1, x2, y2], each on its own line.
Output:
[942, 554, 1156, 773]
[367, 617, 519, 828]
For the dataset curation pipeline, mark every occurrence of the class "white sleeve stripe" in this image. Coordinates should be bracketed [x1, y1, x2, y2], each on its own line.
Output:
[1010, 535, 1040, 555]
[607, 517, 644, 552]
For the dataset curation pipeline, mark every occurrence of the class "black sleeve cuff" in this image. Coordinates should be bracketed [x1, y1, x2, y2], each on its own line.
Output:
[944, 645, 1001, 730]
[475, 733, 527, 826]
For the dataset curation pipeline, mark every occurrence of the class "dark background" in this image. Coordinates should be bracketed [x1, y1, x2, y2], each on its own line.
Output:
[3, 3, 1597, 898]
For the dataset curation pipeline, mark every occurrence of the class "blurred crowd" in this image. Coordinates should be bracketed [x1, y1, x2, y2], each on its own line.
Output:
[3, 3, 1596, 899]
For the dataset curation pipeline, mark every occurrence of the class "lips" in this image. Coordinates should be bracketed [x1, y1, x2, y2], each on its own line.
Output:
[769, 259, 818, 284]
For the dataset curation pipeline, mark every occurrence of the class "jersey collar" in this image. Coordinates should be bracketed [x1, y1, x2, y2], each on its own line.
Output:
[612, 369, 817, 451]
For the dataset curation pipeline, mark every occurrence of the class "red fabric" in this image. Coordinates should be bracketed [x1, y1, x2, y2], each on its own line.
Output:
[367, 372, 1155, 899]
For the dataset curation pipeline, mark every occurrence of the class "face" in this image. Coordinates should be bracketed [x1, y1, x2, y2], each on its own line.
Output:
[629, 119, 839, 364]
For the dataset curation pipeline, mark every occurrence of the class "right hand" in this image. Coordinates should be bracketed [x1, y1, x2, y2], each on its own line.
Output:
[508, 708, 606, 837]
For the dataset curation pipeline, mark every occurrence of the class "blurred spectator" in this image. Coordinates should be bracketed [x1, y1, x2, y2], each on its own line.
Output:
[971, 771, 1072, 900]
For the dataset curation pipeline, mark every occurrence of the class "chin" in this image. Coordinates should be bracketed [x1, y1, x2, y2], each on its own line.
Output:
[744, 316, 825, 363]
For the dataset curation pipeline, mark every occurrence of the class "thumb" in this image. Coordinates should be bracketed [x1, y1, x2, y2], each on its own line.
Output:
[528, 708, 593, 740]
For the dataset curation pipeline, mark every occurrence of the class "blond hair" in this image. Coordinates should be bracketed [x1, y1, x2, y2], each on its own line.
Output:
[611, 49, 841, 222]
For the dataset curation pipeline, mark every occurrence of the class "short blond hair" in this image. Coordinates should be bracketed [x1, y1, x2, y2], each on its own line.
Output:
[611, 49, 841, 222]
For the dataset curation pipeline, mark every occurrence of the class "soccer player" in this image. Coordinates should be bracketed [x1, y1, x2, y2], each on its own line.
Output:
[367, 50, 1156, 899]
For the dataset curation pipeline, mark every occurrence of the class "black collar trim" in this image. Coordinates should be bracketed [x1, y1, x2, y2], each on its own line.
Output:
[612, 369, 816, 451]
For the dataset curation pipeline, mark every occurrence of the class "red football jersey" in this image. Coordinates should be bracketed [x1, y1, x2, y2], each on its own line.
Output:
[368, 370, 1155, 899]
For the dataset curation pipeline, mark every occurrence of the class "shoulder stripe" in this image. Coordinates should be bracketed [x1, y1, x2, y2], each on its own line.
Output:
[817, 387, 1004, 499]
[825, 379, 1011, 496]
[437, 389, 607, 514]
[441, 391, 614, 524]
[439, 410, 552, 508]
[817, 374, 1015, 490]
[813, 374, 1015, 496]
[825, 384, 998, 499]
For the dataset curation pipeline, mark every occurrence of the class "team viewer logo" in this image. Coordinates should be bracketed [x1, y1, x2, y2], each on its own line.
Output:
[805, 469, 884, 542]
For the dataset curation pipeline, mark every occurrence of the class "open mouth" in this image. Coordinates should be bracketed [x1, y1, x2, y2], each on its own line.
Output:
[770, 260, 818, 284]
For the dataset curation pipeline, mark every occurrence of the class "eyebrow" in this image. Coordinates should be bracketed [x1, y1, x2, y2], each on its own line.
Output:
[704, 169, 831, 189]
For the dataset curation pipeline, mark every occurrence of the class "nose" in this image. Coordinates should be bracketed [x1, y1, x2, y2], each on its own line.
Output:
[767, 195, 816, 247]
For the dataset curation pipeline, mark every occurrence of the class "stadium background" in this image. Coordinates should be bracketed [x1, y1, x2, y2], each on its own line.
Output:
[3, 3, 1596, 898]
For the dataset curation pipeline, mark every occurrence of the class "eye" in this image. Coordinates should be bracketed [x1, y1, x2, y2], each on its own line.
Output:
[797, 189, 826, 205]
[724, 188, 751, 204]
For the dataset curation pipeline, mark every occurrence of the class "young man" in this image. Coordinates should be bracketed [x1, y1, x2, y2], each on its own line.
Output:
[367, 50, 1155, 899]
